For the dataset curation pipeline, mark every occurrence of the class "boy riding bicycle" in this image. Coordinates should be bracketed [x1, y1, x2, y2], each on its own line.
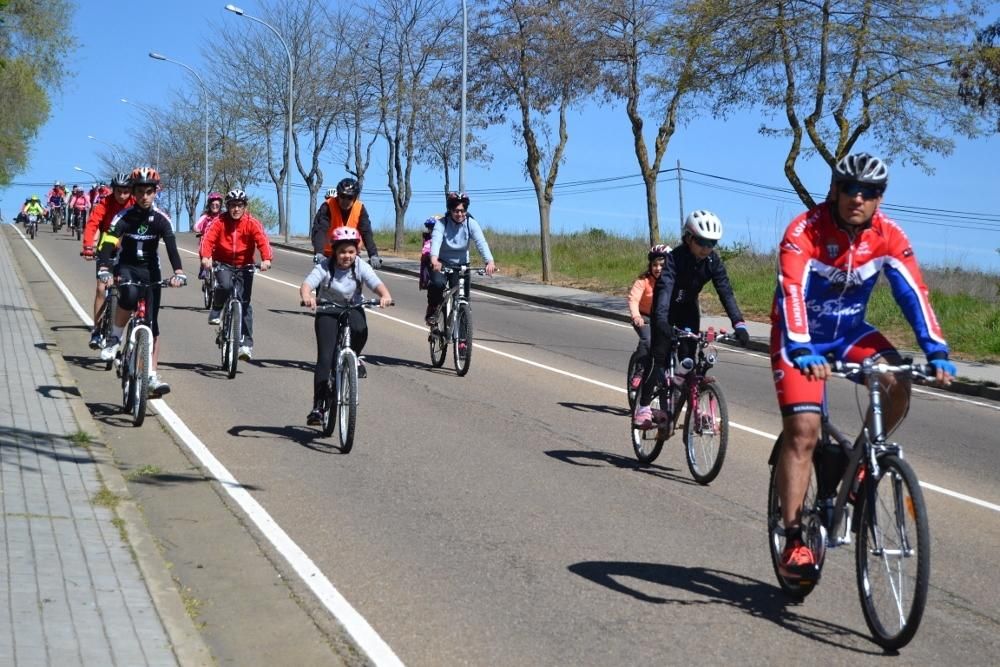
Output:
[633, 210, 750, 429]
[770, 152, 955, 581]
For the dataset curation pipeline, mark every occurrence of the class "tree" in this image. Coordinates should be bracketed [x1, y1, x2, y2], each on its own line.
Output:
[371, 0, 453, 251]
[471, 0, 598, 282]
[956, 19, 1000, 132]
[727, 0, 989, 207]
[248, 195, 279, 232]
[594, 0, 731, 244]
[0, 0, 73, 185]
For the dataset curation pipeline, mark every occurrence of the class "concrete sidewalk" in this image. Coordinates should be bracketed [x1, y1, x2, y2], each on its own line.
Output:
[1, 225, 210, 665]
[273, 235, 1000, 400]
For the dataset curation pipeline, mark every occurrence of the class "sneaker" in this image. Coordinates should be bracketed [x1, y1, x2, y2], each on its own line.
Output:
[89, 330, 103, 350]
[357, 359, 367, 378]
[148, 374, 171, 397]
[307, 409, 323, 426]
[238, 345, 253, 361]
[778, 536, 817, 581]
[633, 405, 654, 429]
[208, 310, 221, 325]
[100, 336, 120, 361]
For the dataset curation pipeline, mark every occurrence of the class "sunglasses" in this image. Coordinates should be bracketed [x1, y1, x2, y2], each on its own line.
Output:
[134, 187, 157, 196]
[839, 182, 883, 200]
[693, 237, 717, 249]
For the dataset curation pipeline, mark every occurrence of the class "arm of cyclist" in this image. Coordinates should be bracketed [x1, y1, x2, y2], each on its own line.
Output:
[356, 206, 381, 267]
[160, 222, 186, 287]
[627, 277, 649, 328]
[467, 216, 497, 275]
[252, 217, 274, 271]
[707, 257, 750, 346]
[309, 202, 330, 260]
[355, 260, 393, 307]
[300, 262, 327, 312]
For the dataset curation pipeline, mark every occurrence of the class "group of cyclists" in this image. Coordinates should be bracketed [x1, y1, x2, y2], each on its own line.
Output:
[13, 180, 113, 228]
[26, 150, 956, 592]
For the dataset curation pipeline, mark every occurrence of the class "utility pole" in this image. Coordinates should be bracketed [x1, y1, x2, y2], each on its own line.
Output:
[676, 159, 685, 236]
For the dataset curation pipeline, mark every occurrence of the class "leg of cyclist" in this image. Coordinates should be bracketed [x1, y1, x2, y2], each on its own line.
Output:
[90, 263, 108, 348]
[426, 269, 447, 325]
[347, 308, 369, 377]
[147, 284, 170, 397]
[238, 269, 255, 359]
[630, 318, 651, 389]
[309, 312, 339, 423]
[671, 306, 700, 376]
[634, 328, 671, 427]
[101, 266, 141, 361]
[209, 264, 234, 324]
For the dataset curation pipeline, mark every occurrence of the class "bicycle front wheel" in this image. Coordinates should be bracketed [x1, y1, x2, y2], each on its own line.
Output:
[131, 330, 150, 427]
[453, 303, 473, 376]
[202, 277, 212, 309]
[683, 382, 729, 485]
[429, 326, 447, 368]
[337, 357, 358, 452]
[855, 454, 930, 650]
[100, 290, 117, 371]
[223, 300, 241, 378]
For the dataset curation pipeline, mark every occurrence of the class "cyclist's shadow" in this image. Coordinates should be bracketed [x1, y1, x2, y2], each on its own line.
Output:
[568, 561, 879, 653]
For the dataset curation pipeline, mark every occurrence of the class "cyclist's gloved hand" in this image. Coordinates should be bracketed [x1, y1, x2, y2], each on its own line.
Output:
[170, 273, 187, 287]
[82, 245, 95, 259]
[929, 358, 956, 379]
[789, 346, 826, 373]
[97, 268, 112, 283]
[733, 322, 750, 347]
[368, 255, 383, 269]
[313, 253, 324, 265]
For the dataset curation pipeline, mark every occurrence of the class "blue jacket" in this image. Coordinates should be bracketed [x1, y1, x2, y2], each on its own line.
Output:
[429, 213, 494, 265]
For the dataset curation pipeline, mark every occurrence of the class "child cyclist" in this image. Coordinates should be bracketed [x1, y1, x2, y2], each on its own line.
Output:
[633, 210, 751, 429]
[299, 227, 393, 425]
[627, 244, 671, 389]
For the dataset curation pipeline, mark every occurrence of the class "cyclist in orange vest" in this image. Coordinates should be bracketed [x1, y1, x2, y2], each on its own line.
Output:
[309, 177, 382, 268]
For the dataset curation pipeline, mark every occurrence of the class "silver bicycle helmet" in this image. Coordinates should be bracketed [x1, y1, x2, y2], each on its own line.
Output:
[832, 153, 888, 188]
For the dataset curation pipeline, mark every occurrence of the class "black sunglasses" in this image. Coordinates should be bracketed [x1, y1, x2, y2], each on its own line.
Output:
[693, 237, 717, 249]
[839, 182, 883, 200]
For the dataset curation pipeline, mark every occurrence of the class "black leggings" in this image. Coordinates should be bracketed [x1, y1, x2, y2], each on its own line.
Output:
[117, 265, 163, 337]
[312, 309, 368, 403]
[213, 265, 255, 346]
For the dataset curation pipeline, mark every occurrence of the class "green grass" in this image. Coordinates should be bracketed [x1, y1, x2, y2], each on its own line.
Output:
[375, 227, 1000, 362]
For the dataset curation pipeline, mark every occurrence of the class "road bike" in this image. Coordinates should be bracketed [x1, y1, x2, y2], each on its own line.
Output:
[427, 265, 485, 377]
[25, 212, 40, 240]
[92, 282, 118, 371]
[69, 207, 86, 241]
[213, 263, 257, 379]
[50, 202, 66, 233]
[308, 299, 387, 451]
[630, 327, 731, 484]
[113, 278, 183, 427]
[766, 356, 933, 649]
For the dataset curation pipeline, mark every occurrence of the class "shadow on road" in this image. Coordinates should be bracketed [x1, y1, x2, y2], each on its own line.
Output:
[568, 561, 879, 653]
[0, 425, 94, 469]
[558, 401, 630, 417]
[50, 324, 91, 333]
[363, 354, 434, 371]
[86, 401, 139, 429]
[243, 358, 314, 372]
[227, 424, 348, 454]
[63, 353, 115, 373]
[543, 449, 698, 486]
[37, 384, 81, 398]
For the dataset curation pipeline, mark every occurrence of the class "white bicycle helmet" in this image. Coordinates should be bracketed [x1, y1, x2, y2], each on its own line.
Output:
[225, 188, 248, 204]
[684, 210, 723, 241]
[832, 152, 888, 188]
[326, 187, 337, 199]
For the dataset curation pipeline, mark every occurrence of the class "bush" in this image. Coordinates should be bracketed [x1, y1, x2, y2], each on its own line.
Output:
[249, 196, 278, 231]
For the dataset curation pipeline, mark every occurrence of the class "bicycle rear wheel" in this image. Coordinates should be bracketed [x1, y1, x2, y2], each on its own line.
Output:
[631, 393, 666, 465]
[338, 357, 358, 452]
[855, 454, 929, 650]
[683, 382, 729, 485]
[202, 277, 212, 309]
[767, 435, 823, 599]
[130, 330, 150, 427]
[453, 303, 473, 376]
[429, 326, 447, 367]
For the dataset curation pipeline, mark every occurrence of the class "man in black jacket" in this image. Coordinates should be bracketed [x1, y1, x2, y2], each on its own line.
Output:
[309, 177, 382, 268]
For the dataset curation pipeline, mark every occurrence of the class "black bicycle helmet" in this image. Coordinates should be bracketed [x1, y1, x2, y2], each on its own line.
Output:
[336, 178, 359, 198]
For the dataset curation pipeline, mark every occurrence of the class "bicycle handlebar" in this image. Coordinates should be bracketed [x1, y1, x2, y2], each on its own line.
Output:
[117, 278, 188, 288]
[830, 359, 935, 380]
[302, 299, 394, 309]
[441, 265, 491, 276]
[214, 261, 261, 271]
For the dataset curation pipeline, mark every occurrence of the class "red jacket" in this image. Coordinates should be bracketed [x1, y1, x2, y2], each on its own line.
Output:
[83, 195, 134, 251]
[200, 212, 273, 266]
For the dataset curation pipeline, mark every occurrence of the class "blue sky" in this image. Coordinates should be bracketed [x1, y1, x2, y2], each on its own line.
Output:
[4, 0, 999, 273]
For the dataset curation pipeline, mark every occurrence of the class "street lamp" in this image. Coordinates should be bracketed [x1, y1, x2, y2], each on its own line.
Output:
[87, 135, 121, 171]
[73, 166, 100, 183]
[460, 0, 467, 193]
[225, 3, 294, 243]
[148, 51, 209, 225]
[121, 98, 160, 169]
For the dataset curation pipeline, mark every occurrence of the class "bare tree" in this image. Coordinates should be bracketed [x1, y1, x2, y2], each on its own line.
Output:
[371, 0, 453, 251]
[471, 0, 598, 283]
[727, 0, 989, 207]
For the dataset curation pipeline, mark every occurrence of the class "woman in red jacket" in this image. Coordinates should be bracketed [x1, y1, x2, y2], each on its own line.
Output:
[199, 189, 274, 360]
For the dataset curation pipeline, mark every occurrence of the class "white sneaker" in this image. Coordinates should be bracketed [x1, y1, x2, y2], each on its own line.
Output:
[148, 374, 171, 397]
[238, 345, 252, 361]
[100, 336, 120, 361]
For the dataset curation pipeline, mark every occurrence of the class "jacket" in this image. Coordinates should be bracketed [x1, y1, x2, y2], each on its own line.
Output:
[310, 197, 378, 257]
[83, 195, 134, 251]
[200, 212, 273, 267]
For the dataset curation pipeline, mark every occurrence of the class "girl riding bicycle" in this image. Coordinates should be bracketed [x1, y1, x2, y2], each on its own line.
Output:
[299, 227, 392, 425]
[627, 244, 671, 390]
[632, 210, 750, 429]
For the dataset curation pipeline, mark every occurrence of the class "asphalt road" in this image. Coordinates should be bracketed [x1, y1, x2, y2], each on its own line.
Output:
[10, 224, 1000, 665]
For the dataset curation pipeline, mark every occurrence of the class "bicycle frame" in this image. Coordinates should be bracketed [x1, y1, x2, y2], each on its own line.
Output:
[434, 265, 479, 340]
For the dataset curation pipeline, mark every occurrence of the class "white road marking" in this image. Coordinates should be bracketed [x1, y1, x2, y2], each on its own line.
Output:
[31, 235, 405, 667]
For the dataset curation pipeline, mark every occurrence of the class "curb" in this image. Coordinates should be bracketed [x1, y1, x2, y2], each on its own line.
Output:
[15, 242, 213, 667]
[273, 240, 997, 402]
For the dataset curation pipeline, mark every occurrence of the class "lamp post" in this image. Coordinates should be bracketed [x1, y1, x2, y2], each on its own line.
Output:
[87, 135, 121, 171]
[121, 98, 160, 169]
[148, 52, 209, 223]
[460, 0, 467, 193]
[225, 3, 294, 242]
[73, 166, 100, 183]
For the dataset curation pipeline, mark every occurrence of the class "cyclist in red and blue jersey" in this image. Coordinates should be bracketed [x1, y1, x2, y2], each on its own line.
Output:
[770, 152, 955, 581]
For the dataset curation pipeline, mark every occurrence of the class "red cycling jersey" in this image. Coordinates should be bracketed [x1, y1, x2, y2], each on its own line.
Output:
[83, 195, 134, 252]
[200, 212, 273, 266]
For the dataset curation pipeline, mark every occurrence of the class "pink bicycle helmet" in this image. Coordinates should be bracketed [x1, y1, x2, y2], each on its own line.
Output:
[331, 226, 361, 246]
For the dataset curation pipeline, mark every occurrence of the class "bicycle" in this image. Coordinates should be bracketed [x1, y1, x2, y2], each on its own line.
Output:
[766, 356, 933, 649]
[213, 263, 258, 379]
[69, 207, 86, 241]
[93, 283, 119, 371]
[306, 299, 388, 451]
[630, 327, 731, 484]
[25, 212, 40, 240]
[50, 203, 66, 233]
[112, 278, 183, 427]
[427, 264, 485, 377]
